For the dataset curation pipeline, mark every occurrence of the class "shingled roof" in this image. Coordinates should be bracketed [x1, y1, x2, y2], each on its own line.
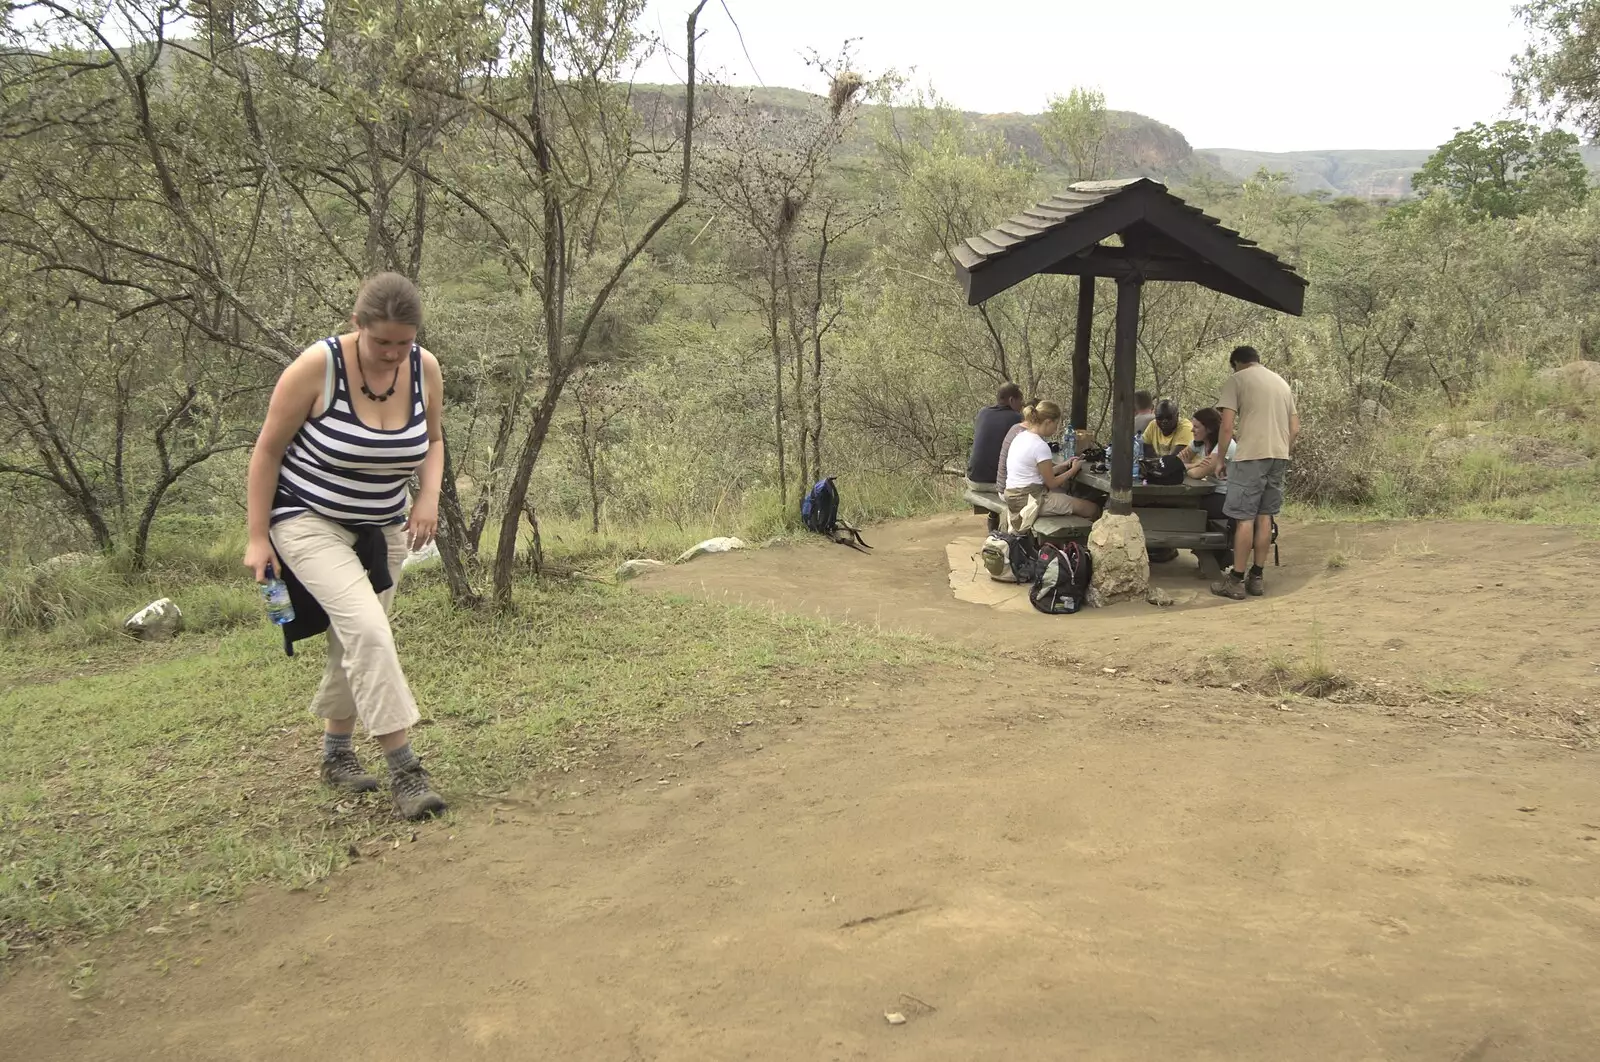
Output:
[953, 178, 1308, 314]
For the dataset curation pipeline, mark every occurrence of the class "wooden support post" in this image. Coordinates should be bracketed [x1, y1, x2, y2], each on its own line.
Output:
[1108, 273, 1143, 516]
[1071, 276, 1094, 431]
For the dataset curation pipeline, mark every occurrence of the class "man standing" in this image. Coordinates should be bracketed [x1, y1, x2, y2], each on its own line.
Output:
[1212, 346, 1298, 600]
[1133, 390, 1157, 438]
[967, 383, 1024, 486]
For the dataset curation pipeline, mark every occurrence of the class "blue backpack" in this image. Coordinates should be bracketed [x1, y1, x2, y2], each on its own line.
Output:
[801, 477, 870, 552]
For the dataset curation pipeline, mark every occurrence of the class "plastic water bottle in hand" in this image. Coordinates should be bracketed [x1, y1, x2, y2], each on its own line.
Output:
[263, 564, 295, 626]
[1133, 434, 1145, 483]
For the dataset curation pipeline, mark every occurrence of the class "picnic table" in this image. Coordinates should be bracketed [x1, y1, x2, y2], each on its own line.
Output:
[1073, 468, 1231, 578]
[962, 466, 1237, 579]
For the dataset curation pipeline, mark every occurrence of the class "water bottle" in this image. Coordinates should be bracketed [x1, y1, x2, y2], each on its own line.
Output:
[1133, 434, 1145, 483]
[1064, 425, 1077, 460]
[263, 564, 295, 626]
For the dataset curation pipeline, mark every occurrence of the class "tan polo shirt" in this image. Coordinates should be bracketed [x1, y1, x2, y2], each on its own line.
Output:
[1217, 364, 1296, 461]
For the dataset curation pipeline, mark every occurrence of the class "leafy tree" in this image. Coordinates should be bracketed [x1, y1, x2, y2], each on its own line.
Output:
[1041, 87, 1108, 182]
[1513, 0, 1600, 136]
[1411, 120, 1588, 218]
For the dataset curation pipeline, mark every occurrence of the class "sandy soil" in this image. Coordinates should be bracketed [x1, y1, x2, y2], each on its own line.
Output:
[3, 516, 1597, 1061]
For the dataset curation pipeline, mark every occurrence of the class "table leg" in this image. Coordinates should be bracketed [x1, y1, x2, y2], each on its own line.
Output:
[1196, 550, 1224, 581]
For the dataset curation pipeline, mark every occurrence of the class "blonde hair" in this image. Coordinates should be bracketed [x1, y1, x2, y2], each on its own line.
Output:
[1022, 400, 1062, 430]
[354, 272, 423, 329]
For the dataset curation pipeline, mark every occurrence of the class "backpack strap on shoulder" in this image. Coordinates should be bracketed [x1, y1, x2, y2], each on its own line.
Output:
[321, 337, 338, 415]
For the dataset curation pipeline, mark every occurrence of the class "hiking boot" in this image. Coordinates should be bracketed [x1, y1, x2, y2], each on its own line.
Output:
[1210, 575, 1248, 601]
[1245, 571, 1265, 597]
[320, 749, 380, 794]
[390, 761, 447, 820]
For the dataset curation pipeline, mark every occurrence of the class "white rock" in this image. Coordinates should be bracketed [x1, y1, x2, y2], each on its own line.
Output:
[124, 598, 183, 641]
[402, 542, 440, 570]
[1087, 512, 1149, 607]
[674, 537, 748, 564]
[615, 559, 669, 581]
[1537, 361, 1600, 393]
[34, 552, 94, 575]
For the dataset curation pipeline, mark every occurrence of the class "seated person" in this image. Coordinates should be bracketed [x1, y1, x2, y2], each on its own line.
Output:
[1133, 390, 1156, 437]
[1186, 406, 1236, 523]
[1003, 401, 1101, 523]
[995, 419, 1029, 491]
[1141, 399, 1194, 458]
[966, 382, 1023, 487]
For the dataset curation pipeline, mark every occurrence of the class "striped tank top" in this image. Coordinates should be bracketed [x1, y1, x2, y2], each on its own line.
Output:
[271, 336, 430, 525]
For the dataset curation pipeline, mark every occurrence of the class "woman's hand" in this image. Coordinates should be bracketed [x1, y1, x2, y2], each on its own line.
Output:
[407, 500, 439, 552]
[243, 537, 281, 584]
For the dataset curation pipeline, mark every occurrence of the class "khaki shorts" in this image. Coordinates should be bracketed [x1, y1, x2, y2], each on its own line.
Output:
[270, 513, 420, 737]
[1223, 458, 1289, 520]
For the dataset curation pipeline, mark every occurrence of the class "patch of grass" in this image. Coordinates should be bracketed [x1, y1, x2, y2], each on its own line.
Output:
[0, 576, 942, 954]
[1192, 628, 1349, 699]
[1423, 675, 1490, 701]
[1266, 625, 1348, 698]
[1391, 536, 1438, 560]
[528, 472, 958, 575]
[1187, 644, 1243, 686]
[0, 558, 125, 635]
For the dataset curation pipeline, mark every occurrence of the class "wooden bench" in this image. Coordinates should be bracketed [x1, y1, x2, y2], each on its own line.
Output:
[962, 484, 1093, 540]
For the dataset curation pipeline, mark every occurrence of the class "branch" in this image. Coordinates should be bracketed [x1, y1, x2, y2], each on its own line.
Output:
[571, 1, 710, 363]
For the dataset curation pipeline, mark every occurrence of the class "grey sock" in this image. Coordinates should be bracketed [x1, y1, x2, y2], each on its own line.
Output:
[385, 743, 420, 774]
[323, 730, 354, 759]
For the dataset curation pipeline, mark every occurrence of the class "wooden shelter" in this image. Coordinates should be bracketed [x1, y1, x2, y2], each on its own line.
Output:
[953, 178, 1308, 515]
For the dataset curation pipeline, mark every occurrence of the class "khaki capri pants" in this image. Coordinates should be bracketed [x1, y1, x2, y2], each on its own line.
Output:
[270, 513, 421, 737]
[1004, 484, 1100, 520]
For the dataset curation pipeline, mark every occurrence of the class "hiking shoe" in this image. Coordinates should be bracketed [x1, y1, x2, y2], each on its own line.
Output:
[1245, 571, 1265, 597]
[390, 761, 447, 821]
[321, 749, 380, 794]
[1210, 576, 1248, 601]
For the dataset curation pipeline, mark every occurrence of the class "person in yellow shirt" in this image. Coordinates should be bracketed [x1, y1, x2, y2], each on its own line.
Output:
[1141, 399, 1194, 457]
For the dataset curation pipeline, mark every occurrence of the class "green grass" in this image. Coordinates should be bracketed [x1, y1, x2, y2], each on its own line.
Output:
[526, 472, 960, 574]
[1191, 626, 1351, 700]
[0, 575, 943, 956]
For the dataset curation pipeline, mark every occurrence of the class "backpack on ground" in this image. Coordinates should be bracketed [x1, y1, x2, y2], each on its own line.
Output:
[980, 530, 1040, 582]
[800, 476, 871, 552]
[981, 532, 1010, 579]
[993, 530, 1042, 583]
[1139, 454, 1186, 485]
[1030, 540, 1092, 615]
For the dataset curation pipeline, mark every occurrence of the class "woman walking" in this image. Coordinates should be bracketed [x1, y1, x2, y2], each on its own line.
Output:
[243, 273, 447, 820]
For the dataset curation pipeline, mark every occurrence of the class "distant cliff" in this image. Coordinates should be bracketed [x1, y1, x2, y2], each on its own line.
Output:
[631, 85, 1212, 186]
[1201, 145, 1600, 199]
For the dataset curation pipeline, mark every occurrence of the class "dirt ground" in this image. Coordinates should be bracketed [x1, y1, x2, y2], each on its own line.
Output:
[4, 516, 1599, 1061]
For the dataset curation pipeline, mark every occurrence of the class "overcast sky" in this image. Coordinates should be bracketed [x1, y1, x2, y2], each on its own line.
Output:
[637, 0, 1531, 153]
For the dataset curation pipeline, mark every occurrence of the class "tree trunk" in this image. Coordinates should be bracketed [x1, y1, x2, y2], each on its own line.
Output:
[811, 332, 824, 480]
[491, 372, 566, 605]
[435, 430, 480, 607]
[768, 260, 787, 504]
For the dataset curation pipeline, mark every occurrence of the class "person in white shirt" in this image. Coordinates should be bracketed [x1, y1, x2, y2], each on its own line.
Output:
[1002, 400, 1101, 523]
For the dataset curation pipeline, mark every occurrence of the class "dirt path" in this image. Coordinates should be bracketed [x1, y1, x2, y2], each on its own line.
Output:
[652, 515, 1600, 718]
[4, 518, 1599, 1060]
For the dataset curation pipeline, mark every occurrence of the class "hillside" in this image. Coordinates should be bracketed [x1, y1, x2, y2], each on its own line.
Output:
[632, 84, 1214, 185]
[1202, 145, 1600, 199]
